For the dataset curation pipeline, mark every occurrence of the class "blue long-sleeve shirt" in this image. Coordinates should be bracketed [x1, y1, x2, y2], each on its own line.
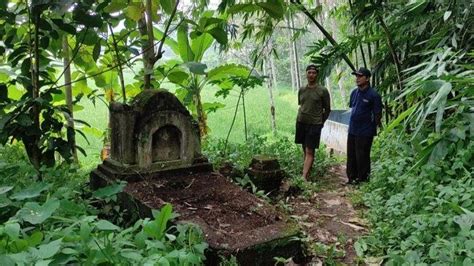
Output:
[348, 86, 382, 137]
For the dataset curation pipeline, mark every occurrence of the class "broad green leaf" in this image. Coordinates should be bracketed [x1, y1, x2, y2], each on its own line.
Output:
[144, 219, 161, 239]
[4, 222, 20, 239]
[0, 186, 14, 195]
[428, 140, 448, 164]
[95, 220, 121, 231]
[0, 255, 15, 266]
[227, 3, 257, 14]
[7, 252, 29, 264]
[77, 30, 100, 46]
[257, 1, 285, 20]
[207, 64, 250, 81]
[35, 239, 62, 259]
[203, 102, 225, 113]
[92, 182, 126, 198]
[92, 41, 101, 62]
[124, 5, 144, 22]
[35, 260, 53, 266]
[160, 0, 176, 14]
[167, 70, 189, 84]
[16, 198, 60, 225]
[149, 203, 173, 240]
[207, 27, 227, 45]
[443, 10, 452, 21]
[433, 82, 451, 132]
[104, 0, 128, 13]
[28, 231, 44, 246]
[153, 27, 179, 55]
[7, 85, 23, 100]
[184, 62, 207, 75]
[72, 76, 91, 96]
[385, 104, 417, 133]
[11, 182, 51, 200]
[454, 213, 473, 232]
[177, 24, 194, 62]
[80, 222, 92, 241]
[190, 33, 213, 62]
[81, 126, 104, 138]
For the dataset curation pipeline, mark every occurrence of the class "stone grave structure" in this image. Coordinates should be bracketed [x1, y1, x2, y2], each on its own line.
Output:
[90, 90, 303, 265]
[246, 155, 285, 193]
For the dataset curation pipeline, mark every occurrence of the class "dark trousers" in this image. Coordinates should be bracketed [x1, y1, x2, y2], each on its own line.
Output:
[346, 134, 374, 182]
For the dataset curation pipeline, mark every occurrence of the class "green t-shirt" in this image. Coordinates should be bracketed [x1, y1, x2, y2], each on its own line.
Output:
[297, 84, 331, 125]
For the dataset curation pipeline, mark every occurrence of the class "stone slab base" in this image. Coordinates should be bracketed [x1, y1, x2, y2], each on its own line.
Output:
[90, 170, 304, 265]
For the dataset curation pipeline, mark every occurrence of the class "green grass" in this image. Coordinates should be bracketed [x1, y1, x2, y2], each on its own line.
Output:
[74, 99, 109, 168]
[204, 86, 299, 141]
[74, 85, 300, 167]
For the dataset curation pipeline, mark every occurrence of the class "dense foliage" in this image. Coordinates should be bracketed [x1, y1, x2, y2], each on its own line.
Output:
[356, 134, 473, 264]
[344, 0, 474, 263]
[1, 0, 473, 264]
[203, 134, 335, 193]
[0, 145, 207, 265]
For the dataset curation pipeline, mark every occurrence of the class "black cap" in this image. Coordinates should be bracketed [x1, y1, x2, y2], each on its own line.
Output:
[351, 67, 371, 77]
[306, 64, 318, 72]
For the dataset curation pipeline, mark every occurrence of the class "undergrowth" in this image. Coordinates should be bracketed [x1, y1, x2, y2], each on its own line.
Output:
[0, 144, 207, 265]
[202, 134, 336, 196]
[356, 133, 474, 264]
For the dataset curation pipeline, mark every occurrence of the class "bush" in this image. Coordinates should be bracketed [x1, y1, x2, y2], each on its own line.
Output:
[203, 134, 335, 197]
[356, 133, 474, 264]
[0, 144, 208, 265]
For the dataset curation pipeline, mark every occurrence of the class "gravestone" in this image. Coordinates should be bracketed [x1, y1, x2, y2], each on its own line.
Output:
[90, 89, 303, 265]
[246, 155, 285, 193]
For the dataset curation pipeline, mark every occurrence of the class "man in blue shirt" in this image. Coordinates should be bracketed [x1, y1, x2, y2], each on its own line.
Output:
[346, 67, 382, 184]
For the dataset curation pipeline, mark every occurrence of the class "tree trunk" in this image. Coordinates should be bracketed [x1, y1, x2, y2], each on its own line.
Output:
[325, 77, 333, 106]
[138, 0, 156, 90]
[263, 59, 277, 133]
[242, 89, 248, 140]
[108, 23, 127, 102]
[26, 10, 42, 172]
[286, 15, 297, 91]
[269, 39, 278, 90]
[63, 35, 78, 163]
[290, 13, 301, 89]
[336, 64, 347, 104]
[194, 91, 207, 137]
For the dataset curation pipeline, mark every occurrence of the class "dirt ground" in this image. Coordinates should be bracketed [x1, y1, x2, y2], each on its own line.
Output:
[284, 164, 368, 265]
[122, 163, 367, 265]
[124, 171, 294, 251]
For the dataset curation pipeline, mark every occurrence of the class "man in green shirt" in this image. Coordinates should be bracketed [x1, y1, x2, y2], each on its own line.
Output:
[295, 64, 331, 180]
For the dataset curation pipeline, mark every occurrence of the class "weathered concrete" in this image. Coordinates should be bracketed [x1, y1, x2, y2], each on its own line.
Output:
[246, 155, 285, 193]
[103, 89, 205, 175]
[321, 110, 350, 154]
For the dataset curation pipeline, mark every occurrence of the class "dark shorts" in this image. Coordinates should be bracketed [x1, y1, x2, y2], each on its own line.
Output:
[295, 122, 323, 150]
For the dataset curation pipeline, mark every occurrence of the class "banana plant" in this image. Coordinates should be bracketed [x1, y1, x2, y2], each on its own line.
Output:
[163, 11, 252, 137]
